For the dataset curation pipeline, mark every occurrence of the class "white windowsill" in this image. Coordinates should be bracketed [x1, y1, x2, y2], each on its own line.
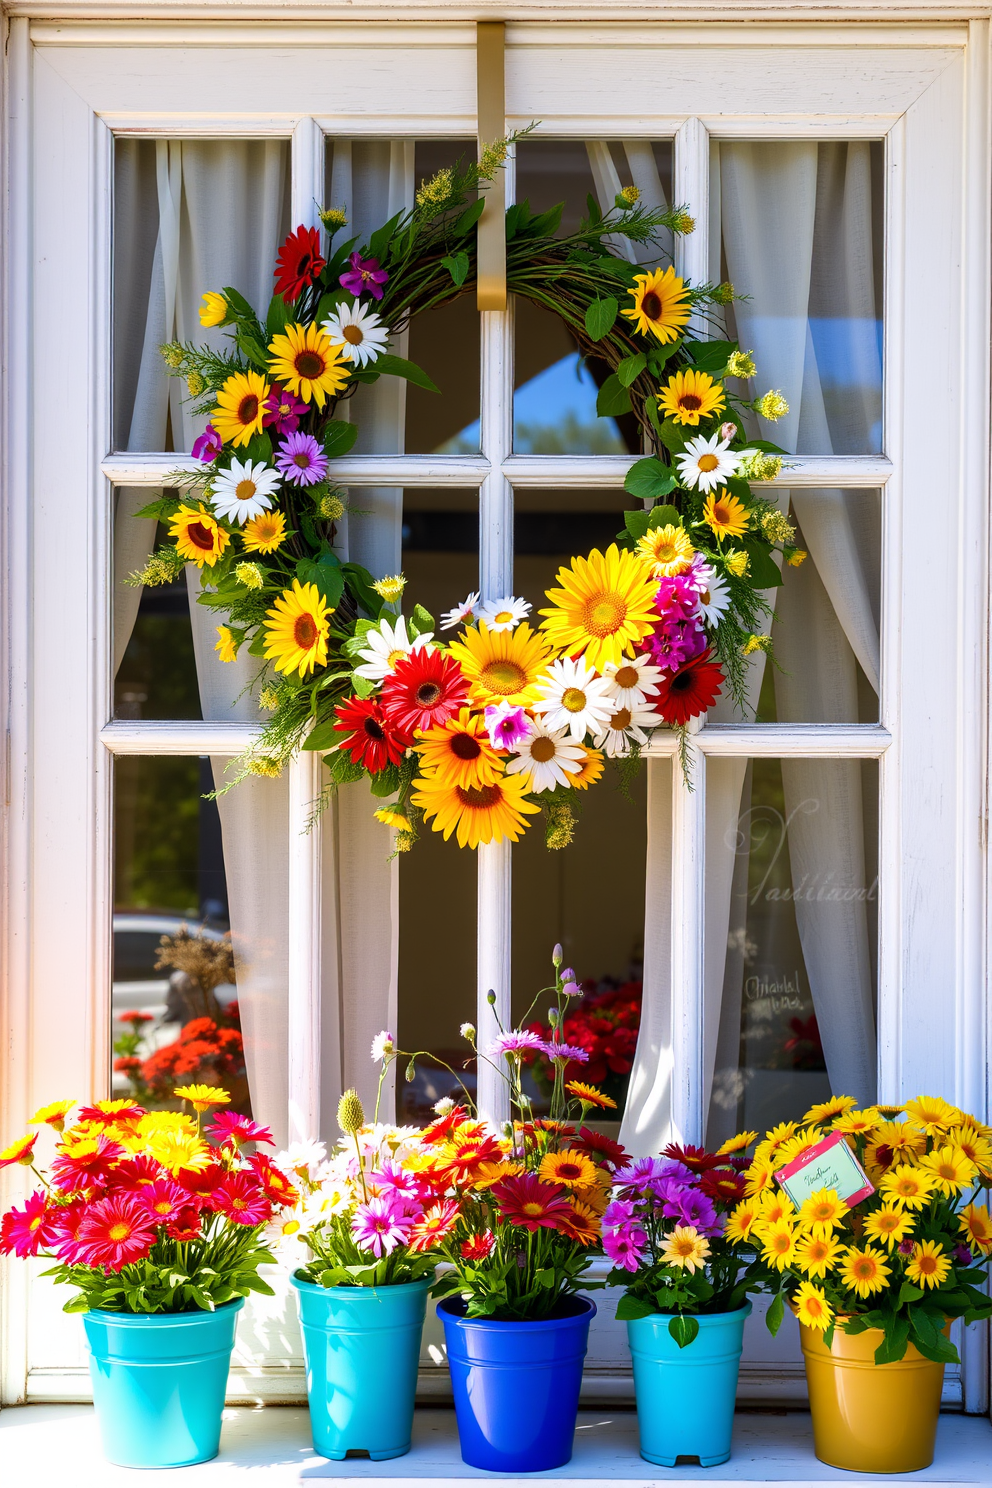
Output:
[2, 1405, 990, 1487]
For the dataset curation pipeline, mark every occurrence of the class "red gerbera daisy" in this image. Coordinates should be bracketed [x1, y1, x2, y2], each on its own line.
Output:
[165, 1207, 203, 1242]
[274, 225, 326, 302]
[699, 1168, 748, 1204]
[0, 1192, 60, 1258]
[654, 648, 723, 725]
[380, 649, 469, 734]
[206, 1112, 275, 1148]
[135, 1178, 189, 1225]
[179, 1162, 227, 1202]
[436, 1136, 506, 1187]
[662, 1142, 723, 1173]
[460, 1231, 496, 1262]
[572, 1127, 627, 1169]
[212, 1170, 271, 1227]
[420, 1106, 469, 1146]
[248, 1152, 298, 1209]
[491, 1173, 574, 1233]
[114, 1154, 166, 1189]
[50, 1135, 126, 1191]
[334, 696, 412, 774]
[76, 1193, 158, 1270]
[408, 1200, 460, 1254]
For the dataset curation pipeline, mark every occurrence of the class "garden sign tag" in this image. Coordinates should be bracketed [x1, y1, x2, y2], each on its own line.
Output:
[774, 1130, 875, 1210]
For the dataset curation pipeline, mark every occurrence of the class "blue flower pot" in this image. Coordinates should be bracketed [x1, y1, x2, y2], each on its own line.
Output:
[82, 1298, 243, 1468]
[438, 1294, 595, 1472]
[291, 1274, 431, 1461]
[627, 1301, 752, 1467]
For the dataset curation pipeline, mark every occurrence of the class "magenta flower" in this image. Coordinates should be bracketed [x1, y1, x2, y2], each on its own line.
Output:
[211, 1171, 271, 1227]
[352, 1195, 414, 1258]
[603, 1225, 648, 1272]
[0, 1192, 59, 1259]
[540, 1041, 590, 1065]
[488, 1029, 544, 1059]
[275, 432, 329, 487]
[263, 386, 308, 435]
[668, 1188, 722, 1236]
[370, 1161, 429, 1207]
[602, 1198, 638, 1230]
[646, 617, 706, 673]
[206, 1112, 275, 1147]
[654, 573, 701, 621]
[614, 1157, 681, 1196]
[340, 252, 389, 301]
[484, 701, 532, 752]
[191, 424, 223, 464]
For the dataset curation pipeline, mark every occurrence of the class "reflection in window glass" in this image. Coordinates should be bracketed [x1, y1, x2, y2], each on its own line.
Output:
[513, 140, 673, 455]
[113, 757, 248, 1114]
[711, 141, 884, 454]
[114, 521, 201, 720]
[706, 758, 878, 1147]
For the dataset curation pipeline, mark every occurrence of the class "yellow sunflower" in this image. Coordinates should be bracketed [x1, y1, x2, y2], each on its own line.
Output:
[199, 290, 228, 327]
[215, 626, 237, 664]
[903, 1095, 963, 1136]
[415, 709, 503, 790]
[242, 510, 287, 554]
[263, 579, 331, 677]
[959, 1202, 992, 1255]
[862, 1205, 914, 1250]
[760, 1219, 797, 1271]
[806, 1095, 858, 1124]
[657, 367, 726, 427]
[797, 1189, 846, 1238]
[539, 544, 658, 670]
[447, 622, 551, 709]
[833, 1107, 883, 1137]
[795, 1233, 844, 1279]
[621, 265, 691, 344]
[374, 807, 413, 832]
[879, 1163, 936, 1211]
[661, 1225, 711, 1273]
[570, 745, 605, 790]
[948, 1124, 992, 1176]
[538, 1149, 599, 1188]
[702, 490, 750, 540]
[170, 504, 230, 567]
[724, 1199, 760, 1243]
[268, 322, 349, 408]
[917, 1144, 978, 1196]
[717, 1131, 758, 1156]
[210, 369, 270, 447]
[795, 1281, 833, 1333]
[840, 1244, 890, 1299]
[905, 1239, 951, 1290]
[636, 523, 694, 578]
[411, 767, 541, 849]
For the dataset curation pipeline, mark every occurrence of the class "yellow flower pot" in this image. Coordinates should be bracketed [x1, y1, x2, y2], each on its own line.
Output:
[799, 1320, 946, 1473]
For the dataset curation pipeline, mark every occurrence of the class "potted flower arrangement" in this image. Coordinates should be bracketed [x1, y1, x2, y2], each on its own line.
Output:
[0, 1088, 294, 1468]
[378, 947, 627, 1473]
[732, 1095, 992, 1473]
[603, 1132, 759, 1467]
[276, 1092, 446, 1463]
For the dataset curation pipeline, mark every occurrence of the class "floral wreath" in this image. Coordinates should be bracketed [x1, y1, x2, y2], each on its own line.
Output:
[140, 140, 800, 852]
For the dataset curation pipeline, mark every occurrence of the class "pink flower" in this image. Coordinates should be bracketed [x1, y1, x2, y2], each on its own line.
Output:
[351, 1195, 414, 1258]
[76, 1194, 158, 1271]
[211, 1170, 271, 1227]
[604, 1225, 648, 1272]
[275, 432, 328, 486]
[369, 1161, 428, 1207]
[540, 1041, 590, 1065]
[263, 387, 307, 435]
[0, 1192, 59, 1258]
[488, 1030, 544, 1059]
[134, 1178, 189, 1226]
[48, 1198, 90, 1263]
[191, 425, 223, 463]
[339, 252, 388, 301]
[206, 1112, 275, 1148]
[646, 617, 706, 673]
[484, 701, 532, 751]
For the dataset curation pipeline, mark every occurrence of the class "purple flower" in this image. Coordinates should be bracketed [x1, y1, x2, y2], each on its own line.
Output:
[647, 617, 706, 673]
[340, 252, 389, 301]
[369, 1161, 427, 1206]
[351, 1194, 414, 1258]
[541, 1041, 590, 1065]
[954, 1245, 974, 1266]
[561, 982, 582, 998]
[192, 424, 223, 464]
[654, 573, 702, 622]
[603, 1198, 639, 1230]
[263, 387, 308, 435]
[667, 1189, 722, 1236]
[488, 1030, 544, 1059]
[898, 1238, 915, 1256]
[484, 701, 532, 751]
[561, 968, 576, 983]
[614, 1157, 674, 1196]
[275, 432, 329, 487]
[604, 1225, 648, 1272]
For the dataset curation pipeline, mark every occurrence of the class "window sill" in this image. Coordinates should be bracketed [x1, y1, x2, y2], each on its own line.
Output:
[2, 1405, 990, 1487]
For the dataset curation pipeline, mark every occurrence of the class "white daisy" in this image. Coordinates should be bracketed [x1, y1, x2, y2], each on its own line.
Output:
[675, 433, 744, 493]
[321, 301, 389, 368]
[476, 596, 532, 632]
[504, 720, 584, 793]
[440, 591, 480, 631]
[371, 1030, 395, 1062]
[532, 656, 616, 742]
[694, 563, 732, 626]
[602, 653, 664, 710]
[594, 701, 665, 757]
[353, 615, 434, 682]
[210, 458, 280, 525]
[276, 1139, 328, 1181]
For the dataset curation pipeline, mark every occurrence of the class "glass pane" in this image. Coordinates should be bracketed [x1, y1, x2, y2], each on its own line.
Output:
[705, 757, 879, 1147]
[513, 140, 673, 454]
[513, 485, 641, 599]
[114, 518, 201, 720]
[711, 141, 884, 454]
[113, 757, 248, 1113]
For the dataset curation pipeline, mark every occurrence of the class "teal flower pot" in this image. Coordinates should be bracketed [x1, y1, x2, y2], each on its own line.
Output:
[82, 1298, 243, 1468]
[627, 1301, 751, 1467]
[291, 1274, 430, 1461]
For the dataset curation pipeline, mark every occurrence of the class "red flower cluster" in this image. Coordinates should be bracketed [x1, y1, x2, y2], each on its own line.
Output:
[140, 1016, 245, 1101]
[274, 225, 326, 303]
[525, 981, 642, 1094]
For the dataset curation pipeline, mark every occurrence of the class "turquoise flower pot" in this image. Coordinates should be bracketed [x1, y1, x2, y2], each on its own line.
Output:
[82, 1298, 243, 1468]
[291, 1274, 430, 1461]
[627, 1301, 751, 1467]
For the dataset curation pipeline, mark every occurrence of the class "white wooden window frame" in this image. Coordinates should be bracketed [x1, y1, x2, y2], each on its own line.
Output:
[2, 16, 990, 1412]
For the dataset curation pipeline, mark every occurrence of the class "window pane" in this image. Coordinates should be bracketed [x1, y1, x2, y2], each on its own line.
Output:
[114, 518, 201, 720]
[513, 140, 673, 454]
[711, 141, 884, 454]
[705, 757, 879, 1147]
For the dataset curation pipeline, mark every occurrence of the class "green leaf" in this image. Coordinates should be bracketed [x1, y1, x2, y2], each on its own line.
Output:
[302, 720, 341, 752]
[236, 330, 269, 370]
[370, 764, 401, 797]
[648, 504, 681, 530]
[622, 509, 652, 542]
[645, 342, 681, 377]
[766, 1291, 785, 1336]
[584, 296, 618, 342]
[910, 1309, 958, 1364]
[326, 750, 365, 784]
[367, 210, 404, 264]
[351, 674, 376, 700]
[322, 421, 359, 459]
[265, 294, 293, 339]
[683, 338, 737, 373]
[668, 1314, 700, 1349]
[441, 252, 471, 288]
[898, 1283, 924, 1306]
[373, 354, 440, 394]
[617, 353, 647, 388]
[454, 197, 486, 236]
[62, 1294, 91, 1314]
[742, 538, 783, 590]
[615, 1294, 655, 1322]
[657, 418, 688, 454]
[408, 604, 435, 638]
[297, 555, 345, 610]
[222, 286, 260, 323]
[596, 374, 633, 419]
[623, 458, 677, 502]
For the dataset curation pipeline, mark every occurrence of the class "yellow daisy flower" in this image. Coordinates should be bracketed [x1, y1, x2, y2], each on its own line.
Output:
[411, 768, 541, 850]
[903, 1095, 963, 1136]
[905, 1239, 951, 1290]
[415, 709, 503, 791]
[539, 544, 659, 670]
[374, 808, 412, 832]
[538, 1149, 599, 1188]
[840, 1244, 890, 1299]
[657, 367, 726, 427]
[917, 1144, 978, 1197]
[958, 1202, 992, 1256]
[565, 1081, 617, 1111]
[760, 1219, 797, 1271]
[30, 1100, 76, 1132]
[797, 1189, 847, 1238]
[199, 290, 228, 327]
[806, 1094, 861, 1123]
[173, 1083, 231, 1111]
[744, 1162, 776, 1198]
[724, 1199, 760, 1244]
[569, 745, 605, 790]
[717, 1131, 758, 1156]
[145, 1130, 214, 1175]
[865, 1120, 926, 1177]
[879, 1163, 936, 1211]
[756, 1120, 798, 1156]
[170, 504, 230, 568]
[0, 1134, 36, 1167]
[636, 523, 694, 578]
[833, 1107, 883, 1137]
[702, 490, 750, 540]
[862, 1205, 914, 1250]
[215, 626, 237, 664]
[775, 1127, 825, 1166]
[948, 1125, 992, 1177]
[263, 580, 331, 677]
[795, 1233, 845, 1279]
[447, 622, 551, 709]
[267, 322, 349, 408]
[661, 1224, 711, 1273]
[621, 265, 691, 344]
[757, 1191, 797, 1228]
[210, 369, 270, 447]
[242, 509, 287, 554]
[795, 1281, 833, 1332]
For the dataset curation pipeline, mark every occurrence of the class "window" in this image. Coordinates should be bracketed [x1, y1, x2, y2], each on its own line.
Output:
[4, 19, 988, 1413]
